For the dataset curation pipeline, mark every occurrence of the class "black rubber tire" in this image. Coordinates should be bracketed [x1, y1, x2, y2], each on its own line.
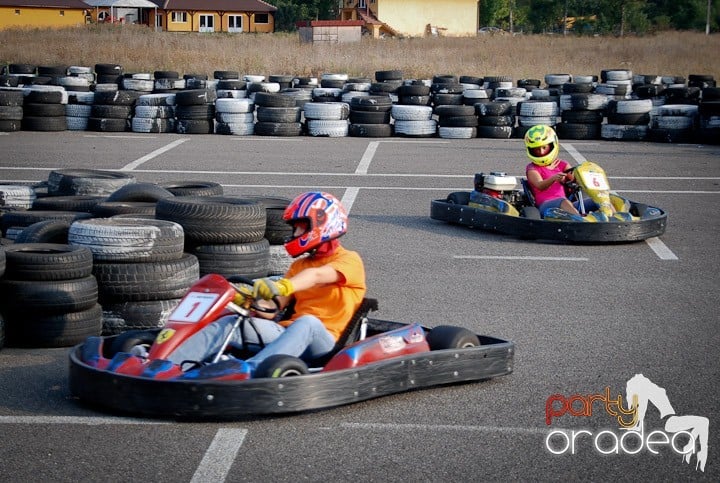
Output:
[254, 92, 297, 108]
[254, 354, 309, 378]
[93, 253, 199, 303]
[22, 116, 67, 131]
[427, 325, 480, 350]
[23, 102, 66, 117]
[254, 122, 303, 137]
[92, 90, 140, 106]
[1, 210, 92, 235]
[108, 329, 158, 355]
[106, 183, 175, 202]
[102, 299, 180, 335]
[159, 181, 223, 197]
[47, 169, 136, 196]
[156, 196, 266, 244]
[256, 106, 301, 123]
[14, 220, 72, 244]
[0, 313, 4, 351]
[176, 119, 214, 134]
[5, 303, 102, 348]
[2, 243, 93, 281]
[242, 196, 292, 245]
[0, 275, 98, 315]
[192, 239, 270, 279]
[87, 117, 130, 132]
[90, 201, 157, 217]
[31, 195, 106, 213]
[348, 123, 393, 137]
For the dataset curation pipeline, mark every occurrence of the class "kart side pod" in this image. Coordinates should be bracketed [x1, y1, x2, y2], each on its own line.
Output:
[322, 323, 429, 372]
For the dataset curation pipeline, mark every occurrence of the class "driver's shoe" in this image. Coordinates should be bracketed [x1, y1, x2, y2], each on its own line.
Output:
[179, 358, 252, 381]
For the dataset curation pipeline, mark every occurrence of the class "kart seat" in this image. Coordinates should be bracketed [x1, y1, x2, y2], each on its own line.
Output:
[521, 178, 537, 207]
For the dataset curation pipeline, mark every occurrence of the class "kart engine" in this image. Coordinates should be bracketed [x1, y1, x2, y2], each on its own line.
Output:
[473, 172, 523, 204]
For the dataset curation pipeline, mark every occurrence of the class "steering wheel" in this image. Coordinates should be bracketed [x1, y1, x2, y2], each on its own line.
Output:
[226, 275, 281, 314]
[562, 165, 580, 198]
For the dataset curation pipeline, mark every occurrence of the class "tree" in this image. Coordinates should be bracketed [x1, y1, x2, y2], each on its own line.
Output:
[266, 0, 337, 32]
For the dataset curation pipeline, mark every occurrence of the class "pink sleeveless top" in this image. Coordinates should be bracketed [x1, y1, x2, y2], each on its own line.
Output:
[526, 160, 570, 207]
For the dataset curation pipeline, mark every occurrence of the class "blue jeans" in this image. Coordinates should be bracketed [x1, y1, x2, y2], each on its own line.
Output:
[167, 315, 285, 365]
[247, 315, 336, 368]
[539, 196, 599, 213]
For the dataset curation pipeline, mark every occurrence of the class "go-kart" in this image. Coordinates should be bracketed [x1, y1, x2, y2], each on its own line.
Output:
[430, 161, 667, 243]
[69, 274, 514, 419]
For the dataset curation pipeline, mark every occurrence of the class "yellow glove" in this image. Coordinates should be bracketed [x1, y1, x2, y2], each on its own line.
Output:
[232, 283, 253, 306]
[253, 277, 294, 300]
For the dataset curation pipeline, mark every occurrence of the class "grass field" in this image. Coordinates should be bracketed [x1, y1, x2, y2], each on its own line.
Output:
[1, 26, 718, 83]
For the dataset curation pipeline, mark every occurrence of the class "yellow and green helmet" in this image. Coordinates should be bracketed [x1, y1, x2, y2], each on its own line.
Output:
[524, 124, 559, 166]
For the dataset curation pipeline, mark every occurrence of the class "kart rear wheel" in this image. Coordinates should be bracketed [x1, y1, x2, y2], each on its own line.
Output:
[109, 329, 157, 356]
[254, 354, 309, 378]
[427, 325, 480, 350]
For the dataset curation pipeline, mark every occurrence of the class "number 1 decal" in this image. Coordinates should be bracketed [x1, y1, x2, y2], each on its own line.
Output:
[170, 292, 220, 323]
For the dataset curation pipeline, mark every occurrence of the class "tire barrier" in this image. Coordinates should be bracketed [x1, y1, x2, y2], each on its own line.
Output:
[0, 63, 716, 143]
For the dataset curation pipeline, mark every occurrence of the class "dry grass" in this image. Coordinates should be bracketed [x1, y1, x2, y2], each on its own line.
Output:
[1, 25, 718, 82]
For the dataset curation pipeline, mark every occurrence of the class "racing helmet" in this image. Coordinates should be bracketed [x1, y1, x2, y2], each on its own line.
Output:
[524, 124, 559, 167]
[283, 191, 348, 257]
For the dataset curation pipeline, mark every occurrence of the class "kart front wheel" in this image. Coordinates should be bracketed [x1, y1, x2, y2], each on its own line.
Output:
[427, 326, 480, 350]
[109, 329, 157, 356]
[254, 354, 309, 378]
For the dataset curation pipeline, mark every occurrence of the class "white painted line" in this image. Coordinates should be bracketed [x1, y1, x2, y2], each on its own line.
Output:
[356, 141, 379, 174]
[645, 237, 678, 260]
[83, 135, 157, 139]
[0, 415, 168, 425]
[190, 428, 247, 483]
[454, 255, 588, 261]
[341, 422, 548, 435]
[341, 187, 360, 213]
[563, 143, 587, 164]
[120, 138, 188, 171]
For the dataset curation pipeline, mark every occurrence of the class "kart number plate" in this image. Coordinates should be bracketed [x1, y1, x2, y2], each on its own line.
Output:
[170, 292, 221, 323]
[579, 171, 609, 190]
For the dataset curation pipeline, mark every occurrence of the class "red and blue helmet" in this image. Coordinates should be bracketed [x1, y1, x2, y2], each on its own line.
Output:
[283, 191, 348, 257]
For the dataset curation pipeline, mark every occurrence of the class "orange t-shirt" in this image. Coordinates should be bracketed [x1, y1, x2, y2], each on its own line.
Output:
[282, 245, 366, 341]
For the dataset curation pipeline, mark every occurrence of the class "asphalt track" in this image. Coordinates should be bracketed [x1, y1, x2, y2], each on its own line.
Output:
[0, 131, 718, 482]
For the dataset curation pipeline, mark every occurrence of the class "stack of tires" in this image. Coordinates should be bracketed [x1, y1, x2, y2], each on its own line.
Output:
[65, 88, 95, 131]
[391, 104, 436, 137]
[175, 88, 216, 134]
[698, 85, 720, 144]
[94, 63, 123, 86]
[22, 86, 67, 132]
[1, 207, 92, 242]
[303, 101, 350, 137]
[601, 98, 652, 141]
[92, 181, 174, 218]
[254, 92, 302, 137]
[132, 93, 176, 134]
[68, 217, 197, 336]
[436, 104, 477, 139]
[215, 97, 255, 136]
[516, 99, 560, 138]
[648, 104, 698, 143]
[120, 72, 155, 94]
[370, 70, 403, 103]
[398, 80, 431, 107]
[476, 100, 514, 139]
[348, 95, 393, 138]
[156, 196, 269, 280]
[0, 243, 102, 347]
[244, 196, 294, 276]
[557, 91, 607, 140]
[0, 88, 23, 132]
[216, 77, 247, 99]
[152, 70, 185, 94]
[89, 89, 140, 133]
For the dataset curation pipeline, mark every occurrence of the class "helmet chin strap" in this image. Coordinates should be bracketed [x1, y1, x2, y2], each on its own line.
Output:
[308, 239, 340, 258]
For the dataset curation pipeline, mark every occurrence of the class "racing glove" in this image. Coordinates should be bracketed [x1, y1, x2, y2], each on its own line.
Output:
[253, 277, 294, 300]
[232, 283, 253, 306]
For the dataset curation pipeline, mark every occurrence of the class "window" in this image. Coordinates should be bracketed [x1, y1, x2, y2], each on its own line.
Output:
[98, 11, 108, 21]
[59, 11, 64, 16]
[228, 15, 242, 31]
[156, 13, 163, 28]
[14, 9, 20, 14]
[254, 13, 268, 24]
[171, 12, 187, 23]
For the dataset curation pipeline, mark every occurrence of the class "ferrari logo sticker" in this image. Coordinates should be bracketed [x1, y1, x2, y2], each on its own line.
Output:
[156, 328, 175, 344]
